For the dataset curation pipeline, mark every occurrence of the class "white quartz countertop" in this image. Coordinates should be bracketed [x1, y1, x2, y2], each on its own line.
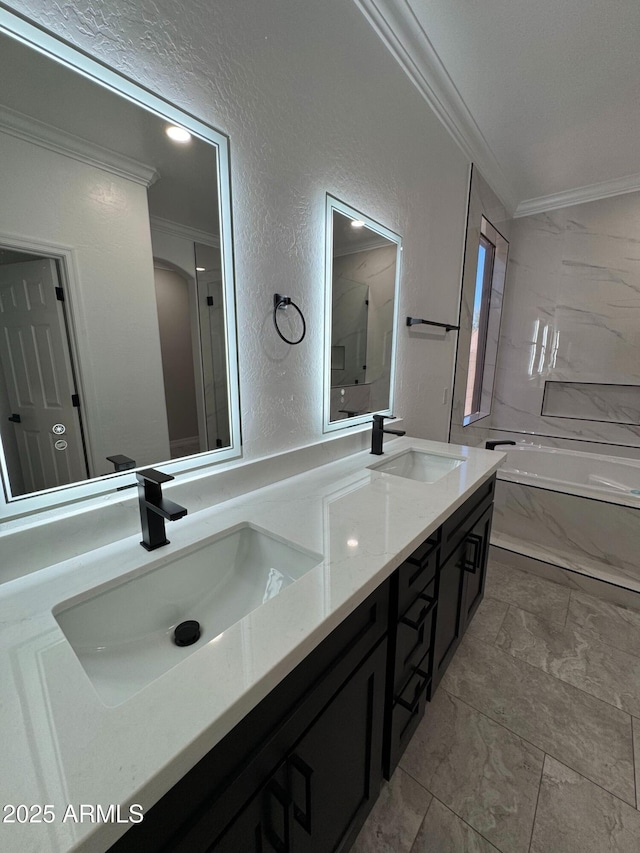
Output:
[0, 437, 502, 852]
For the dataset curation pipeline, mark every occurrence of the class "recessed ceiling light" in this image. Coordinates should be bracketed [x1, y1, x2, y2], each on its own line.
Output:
[166, 125, 192, 143]
[351, 220, 365, 228]
[196, 266, 206, 272]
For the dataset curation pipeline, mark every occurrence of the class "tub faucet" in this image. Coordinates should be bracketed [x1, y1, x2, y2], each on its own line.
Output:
[136, 468, 187, 551]
[485, 440, 516, 451]
[371, 414, 406, 455]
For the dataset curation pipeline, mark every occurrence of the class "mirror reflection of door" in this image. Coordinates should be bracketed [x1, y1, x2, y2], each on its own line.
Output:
[195, 242, 230, 450]
[153, 262, 201, 459]
[153, 242, 230, 458]
[0, 248, 88, 495]
[331, 280, 368, 387]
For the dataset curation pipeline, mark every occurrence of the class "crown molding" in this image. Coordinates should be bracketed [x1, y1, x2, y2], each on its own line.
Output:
[149, 215, 220, 248]
[514, 173, 640, 218]
[334, 236, 393, 257]
[354, 0, 518, 214]
[0, 104, 158, 187]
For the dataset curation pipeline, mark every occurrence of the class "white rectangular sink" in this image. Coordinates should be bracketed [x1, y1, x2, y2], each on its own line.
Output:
[53, 523, 323, 707]
[368, 448, 465, 483]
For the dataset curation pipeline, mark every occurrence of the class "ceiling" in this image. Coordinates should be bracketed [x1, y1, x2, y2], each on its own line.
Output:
[356, 0, 640, 215]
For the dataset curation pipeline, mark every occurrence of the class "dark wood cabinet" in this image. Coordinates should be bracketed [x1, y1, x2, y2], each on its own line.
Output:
[214, 641, 387, 853]
[386, 476, 495, 770]
[384, 539, 437, 778]
[110, 583, 389, 853]
[430, 481, 494, 697]
[110, 476, 496, 853]
[430, 537, 466, 695]
[460, 504, 493, 634]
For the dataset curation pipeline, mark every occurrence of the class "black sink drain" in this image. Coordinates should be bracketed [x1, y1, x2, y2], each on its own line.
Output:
[174, 620, 201, 647]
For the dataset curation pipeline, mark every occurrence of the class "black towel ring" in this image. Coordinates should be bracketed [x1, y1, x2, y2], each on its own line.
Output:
[273, 293, 306, 345]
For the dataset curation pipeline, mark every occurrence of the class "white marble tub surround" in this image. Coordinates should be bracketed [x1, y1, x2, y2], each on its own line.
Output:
[493, 443, 640, 593]
[499, 443, 640, 505]
[0, 437, 502, 853]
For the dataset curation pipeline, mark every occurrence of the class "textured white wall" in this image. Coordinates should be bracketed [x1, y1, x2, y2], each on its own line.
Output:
[6, 0, 470, 460]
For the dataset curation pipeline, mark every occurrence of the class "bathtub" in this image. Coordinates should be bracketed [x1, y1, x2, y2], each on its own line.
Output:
[492, 443, 640, 593]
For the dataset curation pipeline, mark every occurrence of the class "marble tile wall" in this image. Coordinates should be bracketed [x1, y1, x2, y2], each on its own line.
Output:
[493, 479, 640, 590]
[456, 190, 640, 450]
[541, 381, 640, 425]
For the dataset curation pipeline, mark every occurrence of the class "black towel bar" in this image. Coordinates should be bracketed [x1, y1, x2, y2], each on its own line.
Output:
[406, 317, 459, 332]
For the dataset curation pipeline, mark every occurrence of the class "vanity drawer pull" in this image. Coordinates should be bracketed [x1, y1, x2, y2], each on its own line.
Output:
[398, 548, 437, 616]
[264, 778, 291, 853]
[463, 534, 482, 573]
[288, 753, 312, 835]
[400, 592, 436, 631]
[396, 666, 430, 714]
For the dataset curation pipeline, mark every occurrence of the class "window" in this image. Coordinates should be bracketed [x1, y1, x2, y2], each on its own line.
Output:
[463, 217, 508, 424]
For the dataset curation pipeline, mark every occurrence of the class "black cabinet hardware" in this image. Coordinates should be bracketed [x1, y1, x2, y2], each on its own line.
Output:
[396, 667, 430, 713]
[464, 534, 482, 573]
[264, 778, 290, 853]
[288, 754, 312, 834]
[8, 413, 21, 423]
[400, 592, 436, 630]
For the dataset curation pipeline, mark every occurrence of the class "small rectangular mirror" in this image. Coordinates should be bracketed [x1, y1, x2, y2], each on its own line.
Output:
[0, 9, 240, 518]
[323, 196, 402, 431]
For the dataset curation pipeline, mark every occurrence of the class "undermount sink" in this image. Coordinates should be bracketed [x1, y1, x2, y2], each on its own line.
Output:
[368, 448, 465, 483]
[53, 523, 323, 707]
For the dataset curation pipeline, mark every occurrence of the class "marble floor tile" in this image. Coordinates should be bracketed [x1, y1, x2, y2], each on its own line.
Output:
[465, 596, 509, 645]
[484, 561, 570, 624]
[399, 690, 543, 853]
[411, 797, 501, 853]
[441, 636, 635, 805]
[351, 767, 431, 853]
[495, 606, 640, 716]
[567, 590, 640, 658]
[530, 755, 640, 853]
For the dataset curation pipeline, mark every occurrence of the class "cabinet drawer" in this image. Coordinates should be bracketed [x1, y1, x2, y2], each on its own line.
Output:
[440, 476, 495, 563]
[387, 651, 431, 774]
[394, 578, 435, 693]
[397, 537, 438, 617]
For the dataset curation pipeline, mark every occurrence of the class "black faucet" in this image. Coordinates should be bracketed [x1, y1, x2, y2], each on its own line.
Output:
[136, 468, 188, 551]
[485, 440, 516, 451]
[370, 414, 406, 455]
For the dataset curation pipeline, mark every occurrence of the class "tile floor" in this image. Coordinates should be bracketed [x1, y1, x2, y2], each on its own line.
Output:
[352, 557, 640, 853]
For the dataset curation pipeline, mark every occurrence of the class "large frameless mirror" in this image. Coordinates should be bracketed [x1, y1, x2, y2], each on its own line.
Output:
[323, 195, 401, 432]
[0, 9, 241, 518]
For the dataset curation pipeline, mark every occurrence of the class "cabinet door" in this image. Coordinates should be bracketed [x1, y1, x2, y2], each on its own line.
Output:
[430, 539, 466, 696]
[289, 641, 387, 853]
[212, 763, 291, 853]
[460, 504, 493, 634]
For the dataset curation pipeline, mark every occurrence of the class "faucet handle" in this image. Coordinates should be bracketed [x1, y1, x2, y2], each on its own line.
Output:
[136, 468, 174, 486]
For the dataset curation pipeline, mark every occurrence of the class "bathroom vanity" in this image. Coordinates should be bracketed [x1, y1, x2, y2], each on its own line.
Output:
[0, 436, 501, 853]
[108, 471, 494, 852]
